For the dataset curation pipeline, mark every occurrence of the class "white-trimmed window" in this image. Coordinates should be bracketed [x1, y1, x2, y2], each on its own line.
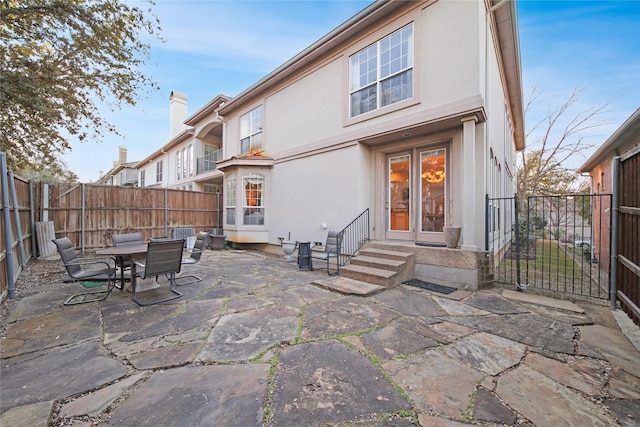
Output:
[176, 150, 182, 180]
[156, 160, 163, 183]
[240, 106, 263, 154]
[204, 183, 218, 193]
[350, 23, 413, 117]
[242, 173, 265, 225]
[225, 175, 236, 225]
[140, 169, 145, 187]
[187, 144, 194, 177]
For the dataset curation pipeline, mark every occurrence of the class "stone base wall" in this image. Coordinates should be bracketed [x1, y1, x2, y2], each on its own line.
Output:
[365, 242, 494, 291]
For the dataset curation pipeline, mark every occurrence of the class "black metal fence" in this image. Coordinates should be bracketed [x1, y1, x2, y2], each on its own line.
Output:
[487, 194, 612, 301]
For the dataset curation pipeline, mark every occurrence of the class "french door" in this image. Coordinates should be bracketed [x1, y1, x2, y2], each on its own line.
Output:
[386, 147, 447, 243]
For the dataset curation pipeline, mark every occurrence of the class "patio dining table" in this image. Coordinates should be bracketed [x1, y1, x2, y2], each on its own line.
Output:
[96, 243, 148, 291]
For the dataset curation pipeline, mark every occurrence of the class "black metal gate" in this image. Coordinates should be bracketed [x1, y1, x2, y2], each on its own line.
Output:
[487, 193, 612, 301]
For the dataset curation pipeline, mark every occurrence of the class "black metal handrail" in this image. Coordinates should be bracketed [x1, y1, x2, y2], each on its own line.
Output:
[337, 208, 370, 266]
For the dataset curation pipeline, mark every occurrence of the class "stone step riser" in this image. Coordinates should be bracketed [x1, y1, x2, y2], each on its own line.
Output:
[340, 265, 397, 288]
[358, 248, 413, 262]
[349, 256, 403, 272]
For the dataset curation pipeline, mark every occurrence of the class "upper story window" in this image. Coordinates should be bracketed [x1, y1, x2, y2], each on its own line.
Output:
[349, 23, 413, 117]
[176, 144, 194, 181]
[140, 169, 145, 187]
[156, 160, 163, 183]
[240, 106, 263, 154]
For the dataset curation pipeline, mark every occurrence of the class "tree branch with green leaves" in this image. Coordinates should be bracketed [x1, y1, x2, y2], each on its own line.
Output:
[0, 0, 162, 179]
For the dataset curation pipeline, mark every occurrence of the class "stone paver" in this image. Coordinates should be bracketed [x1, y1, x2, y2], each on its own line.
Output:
[464, 291, 530, 314]
[0, 341, 126, 413]
[271, 340, 411, 426]
[59, 372, 146, 418]
[2, 249, 638, 427]
[447, 312, 576, 354]
[496, 364, 614, 426]
[301, 296, 399, 338]
[525, 352, 601, 397]
[0, 401, 54, 427]
[579, 324, 640, 377]
[432, 295, 491, 316]
[445, 331, 526, 375]
[197, 305, 298, 362]
[472, 388, 517, 425]
[361, 324, 439, 360]
[383, 350, 483, 418]
[107, 364, 269, 426]
[2, 305, 101, 358]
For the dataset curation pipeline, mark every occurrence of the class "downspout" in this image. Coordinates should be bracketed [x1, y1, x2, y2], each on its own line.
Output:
[609, 157, 619, 309]
[1, 153, 15, 298]
[164, 188, 168, 237]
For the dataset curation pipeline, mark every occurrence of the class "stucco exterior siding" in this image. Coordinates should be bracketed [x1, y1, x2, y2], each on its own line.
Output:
[265, 58, 345, 153]
[269, 144, 369, 245]
[420, 0, 481, 108]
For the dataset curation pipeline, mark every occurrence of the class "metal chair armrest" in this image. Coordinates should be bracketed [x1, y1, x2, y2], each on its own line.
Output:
[65, 258, 115, 270]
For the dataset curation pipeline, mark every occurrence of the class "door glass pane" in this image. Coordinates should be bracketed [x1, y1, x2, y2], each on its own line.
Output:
[420, 149, 446, 232]
[389, 155, 410, 231]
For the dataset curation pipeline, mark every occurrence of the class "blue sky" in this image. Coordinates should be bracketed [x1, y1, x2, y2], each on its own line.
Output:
[63, 0, 640, 182]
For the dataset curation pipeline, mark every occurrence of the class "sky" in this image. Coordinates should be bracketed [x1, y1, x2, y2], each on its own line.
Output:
[62, 0, 640, 182]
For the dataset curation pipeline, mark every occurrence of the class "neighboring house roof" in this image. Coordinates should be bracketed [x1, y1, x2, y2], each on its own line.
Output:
[217, 0, 525, 151]
[184, 94, 233, 127]
[579, 108, 640, 172]
[96, 161, 140, 184]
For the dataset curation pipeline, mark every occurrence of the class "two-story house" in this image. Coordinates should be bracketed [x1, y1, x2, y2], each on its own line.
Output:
[141, 0, 525, 290]
[136, 92, 230, 193]
[95, 146, 139, 186]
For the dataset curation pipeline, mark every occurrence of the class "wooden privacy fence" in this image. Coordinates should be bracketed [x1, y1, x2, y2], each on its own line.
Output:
[1, 154, 34, 300]
[38, 183, 222, 250]
[614, 148, 640, 326]
[1, 164, 221, 301]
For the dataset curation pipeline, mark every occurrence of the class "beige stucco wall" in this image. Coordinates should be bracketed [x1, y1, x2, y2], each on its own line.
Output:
[219, 0, 517, 256]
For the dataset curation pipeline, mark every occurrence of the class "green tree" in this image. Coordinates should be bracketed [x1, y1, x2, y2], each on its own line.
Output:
[0, 0, 162, 179]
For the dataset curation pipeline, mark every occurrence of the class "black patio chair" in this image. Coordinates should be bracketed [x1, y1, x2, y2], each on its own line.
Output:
[132, 239, 184, 306]
[175, 231, 210, 286]
[52, 237, 117, 305]
[311, 230, 343, 275]
[111, 232, 143, 287]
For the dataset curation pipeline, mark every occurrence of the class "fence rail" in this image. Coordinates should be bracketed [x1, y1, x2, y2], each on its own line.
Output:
[488, 193, 612, 302]
[1, 171, 222, 302]
[615, 150, 640, 325]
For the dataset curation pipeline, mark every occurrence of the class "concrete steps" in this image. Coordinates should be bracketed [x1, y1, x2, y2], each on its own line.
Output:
[340, 246, 414, 289]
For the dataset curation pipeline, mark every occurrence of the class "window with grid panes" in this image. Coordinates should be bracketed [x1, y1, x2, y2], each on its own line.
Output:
[156, 160, 163, 183]
[225, 175, 236, 225]
[242, 173, 265, 225]
[240, 106, 263, 154]
[349, 24, 413, 117]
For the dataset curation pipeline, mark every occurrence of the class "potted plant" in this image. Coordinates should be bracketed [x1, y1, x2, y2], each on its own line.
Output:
[443, 225, 461, 249]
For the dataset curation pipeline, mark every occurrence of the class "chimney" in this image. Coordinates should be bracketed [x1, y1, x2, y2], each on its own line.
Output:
[170, 91, 188, 138]
[118, 146, 127, 165]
